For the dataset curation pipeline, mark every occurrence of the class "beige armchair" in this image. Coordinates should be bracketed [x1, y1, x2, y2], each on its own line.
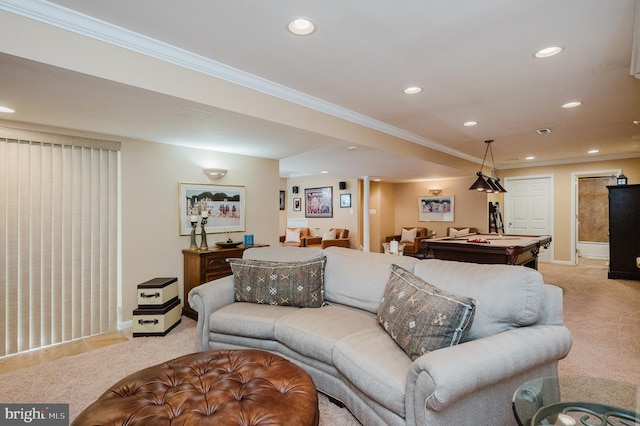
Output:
[279, 227, 312, 247]
[384, 227, 429, 256]
[306, 228, 350, 249]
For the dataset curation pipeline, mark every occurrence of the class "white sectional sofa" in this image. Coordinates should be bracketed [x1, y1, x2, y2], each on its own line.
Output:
[188, 246, 572, 426]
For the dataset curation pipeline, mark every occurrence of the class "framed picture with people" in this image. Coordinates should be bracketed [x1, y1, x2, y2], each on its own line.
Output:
[418, 195, 454, 222]
[304, 187, 333, 218]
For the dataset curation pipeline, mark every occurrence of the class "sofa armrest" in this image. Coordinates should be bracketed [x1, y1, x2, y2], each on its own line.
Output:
[405, 324, 572, 425]
[385, 235, 401, 243]
[188, 276, 235, 351]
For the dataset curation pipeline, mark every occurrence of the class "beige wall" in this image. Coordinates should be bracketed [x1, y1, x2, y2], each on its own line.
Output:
[1, 119, 280, 325]
[283, 176, 360, 247]
[120, 140, 280, 323]
[500, 157, 640, 262]
[391, 177, 489, 239]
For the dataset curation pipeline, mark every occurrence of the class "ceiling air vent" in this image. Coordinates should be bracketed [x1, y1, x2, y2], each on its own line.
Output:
[536, 128, 552, 135]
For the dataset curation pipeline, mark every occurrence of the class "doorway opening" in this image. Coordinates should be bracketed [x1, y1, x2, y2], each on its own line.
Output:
[570, 170, 619, 265]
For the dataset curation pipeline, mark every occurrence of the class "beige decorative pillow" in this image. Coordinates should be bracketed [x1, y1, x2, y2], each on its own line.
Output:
[400, 227, 417, 243]
[229, 257, 326, 308]
[377, 264, 476, 360]
[449, 227, 470, 237]
[285, 228, 301, 243]
[322, 229, 337, 240]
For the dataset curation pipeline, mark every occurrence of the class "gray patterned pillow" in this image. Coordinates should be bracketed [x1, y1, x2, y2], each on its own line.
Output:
[377, 264, 476, 360]
[228, 257, 326, 307]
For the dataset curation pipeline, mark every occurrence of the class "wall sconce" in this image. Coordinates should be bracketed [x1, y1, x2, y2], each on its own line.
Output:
[468, 140, 507, 193]
[429, 189, 442, 196]
[203, 168, 227, 179]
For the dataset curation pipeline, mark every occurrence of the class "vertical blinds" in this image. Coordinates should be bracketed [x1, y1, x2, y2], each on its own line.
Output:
[0, 129, 120, 357]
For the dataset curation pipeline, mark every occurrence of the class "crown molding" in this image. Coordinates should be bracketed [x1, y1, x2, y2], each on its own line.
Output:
[0, 0, 477, 164]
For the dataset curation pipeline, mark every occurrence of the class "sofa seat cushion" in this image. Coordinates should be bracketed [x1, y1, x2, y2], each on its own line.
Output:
[210, 303, 300, 339]
[377, 265, 476, 360]
[333, 328, 412, 417]
[323, 247, 420, 314]
[413, 259, 544, 340]
[274, 304, 377, 365]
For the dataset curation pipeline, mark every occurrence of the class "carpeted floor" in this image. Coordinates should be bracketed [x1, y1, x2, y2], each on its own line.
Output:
[0, 259, 637, 424]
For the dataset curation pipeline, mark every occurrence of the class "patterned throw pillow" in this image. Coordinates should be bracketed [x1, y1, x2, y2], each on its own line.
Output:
[377, 264, 476, 360]
[228, 257, 326, 307]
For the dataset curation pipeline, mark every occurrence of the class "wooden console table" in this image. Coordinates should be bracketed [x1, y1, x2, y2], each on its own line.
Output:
[182, 244, 267, 319]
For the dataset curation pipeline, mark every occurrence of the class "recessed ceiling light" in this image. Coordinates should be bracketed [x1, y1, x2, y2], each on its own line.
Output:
[534, 46, 563, 58]
[536, 128, 552, 135]
[463, 121, 478, 127]
[347, 145, 358, 150]
[588, 149, 599, 154]
[0, 106, 15, 113]
[403, 86, 422, 95]
[562, 101, 582, 108]
[525, 156, 535, 160]
[320, 170, 329, 174]
[287, 18, 315, 35]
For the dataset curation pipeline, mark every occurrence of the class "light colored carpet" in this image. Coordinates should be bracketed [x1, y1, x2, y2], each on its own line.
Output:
[0, 260, 637, 424]
[0, 319, 360, 425]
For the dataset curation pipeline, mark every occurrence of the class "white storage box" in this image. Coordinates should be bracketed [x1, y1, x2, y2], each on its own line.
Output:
[132, 297, 181, 337]
[137, 277, 178, 307]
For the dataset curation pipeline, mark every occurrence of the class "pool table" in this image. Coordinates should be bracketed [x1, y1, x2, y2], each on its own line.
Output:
[420, 234, 552, 269]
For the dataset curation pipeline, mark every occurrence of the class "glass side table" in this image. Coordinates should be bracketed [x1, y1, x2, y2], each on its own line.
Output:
[512, 376, 639, 426]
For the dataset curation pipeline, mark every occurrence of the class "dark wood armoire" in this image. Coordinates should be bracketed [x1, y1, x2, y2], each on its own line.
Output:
[607, 184, 640, 280]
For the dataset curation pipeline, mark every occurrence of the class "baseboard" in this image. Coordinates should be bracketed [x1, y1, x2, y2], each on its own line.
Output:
[118, 320, 132, 330]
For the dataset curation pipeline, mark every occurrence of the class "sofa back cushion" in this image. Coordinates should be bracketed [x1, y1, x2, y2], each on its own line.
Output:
[323, 247, 420, 313]
[412, 259, 544, 340]
[243, 246, 323, 262]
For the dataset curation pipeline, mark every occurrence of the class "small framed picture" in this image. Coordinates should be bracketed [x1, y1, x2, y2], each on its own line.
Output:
[293, 197, 301, 211]
[279, 190, 285, 210]
[340, 193, 351, 208]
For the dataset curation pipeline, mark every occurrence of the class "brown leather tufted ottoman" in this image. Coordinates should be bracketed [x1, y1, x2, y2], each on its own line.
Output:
[72, 349, 319, 426]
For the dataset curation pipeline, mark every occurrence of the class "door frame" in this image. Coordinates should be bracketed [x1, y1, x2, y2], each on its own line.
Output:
[503, 174, 554, 263]
[570, 169, 620, 265]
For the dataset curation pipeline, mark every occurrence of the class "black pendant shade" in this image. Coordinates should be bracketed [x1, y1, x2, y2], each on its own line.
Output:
[468, 140, 506, 193]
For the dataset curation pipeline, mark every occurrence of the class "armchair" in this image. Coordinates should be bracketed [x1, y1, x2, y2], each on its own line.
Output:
[279, 227, 311, 247]
[385, 227, 430, 255]
[305, 228, 350, 249]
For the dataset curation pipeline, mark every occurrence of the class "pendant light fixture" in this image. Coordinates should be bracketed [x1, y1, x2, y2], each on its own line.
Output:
[468, 140, 507, 193]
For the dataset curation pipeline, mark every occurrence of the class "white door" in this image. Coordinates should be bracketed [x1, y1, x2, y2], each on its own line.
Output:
[504, 175, 553, 263]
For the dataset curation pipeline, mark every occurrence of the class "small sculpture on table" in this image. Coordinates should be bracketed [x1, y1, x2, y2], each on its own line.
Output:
[199, 211, 209, 251]
[189, 215, 198, 251]
[225, 230, 233, 244]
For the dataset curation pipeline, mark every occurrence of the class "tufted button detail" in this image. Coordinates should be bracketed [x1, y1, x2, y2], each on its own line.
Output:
[72, 349, 319, 426]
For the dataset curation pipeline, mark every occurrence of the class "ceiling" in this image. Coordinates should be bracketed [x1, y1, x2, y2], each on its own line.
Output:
[0, 0, 639, 182]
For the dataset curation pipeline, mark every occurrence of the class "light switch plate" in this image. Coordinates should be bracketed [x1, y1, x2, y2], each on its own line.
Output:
[636, 257, 640, 268]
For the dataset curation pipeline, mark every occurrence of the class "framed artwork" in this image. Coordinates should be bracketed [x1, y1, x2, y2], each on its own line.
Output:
[418, 195, 454, 222]
[179, 183, 245, 235]
[340, 193, 351, 208]
[293, 197, 301, 211]
[305, 187, 333, 218]
[279, 190, 285, 210]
